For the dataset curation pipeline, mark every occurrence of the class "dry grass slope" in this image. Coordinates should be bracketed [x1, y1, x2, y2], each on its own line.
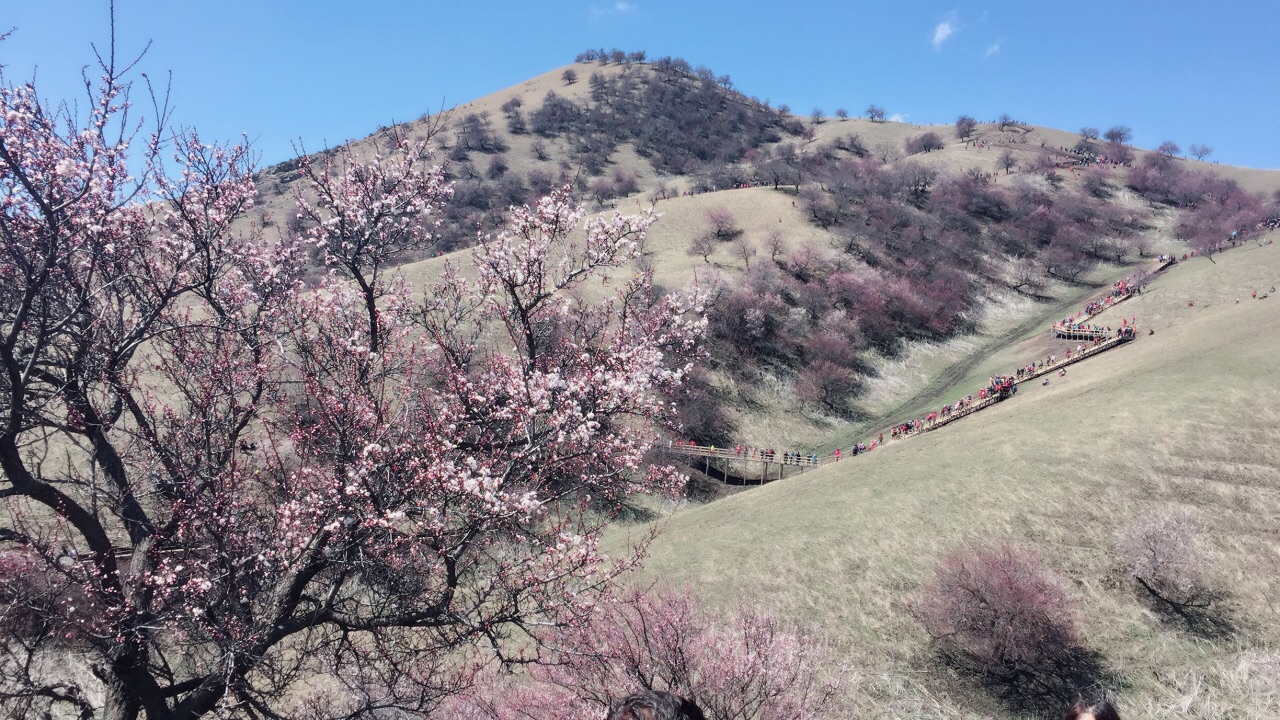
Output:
[619, 239, 1280, 716]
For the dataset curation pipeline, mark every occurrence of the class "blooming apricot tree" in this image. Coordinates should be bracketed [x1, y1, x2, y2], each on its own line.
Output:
[0, 53, 704, 720]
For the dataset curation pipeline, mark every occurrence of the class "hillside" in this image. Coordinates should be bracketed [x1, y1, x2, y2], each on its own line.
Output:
[253, 60, 1280, 247]
[248, 60, 1280, 713]
[7, 46, 1280, 719]
[242, 55, 1280, 457]
[620, 239, 1280, 716]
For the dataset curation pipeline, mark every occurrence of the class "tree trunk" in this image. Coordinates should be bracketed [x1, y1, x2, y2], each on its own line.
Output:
[103, 680, 141, 720]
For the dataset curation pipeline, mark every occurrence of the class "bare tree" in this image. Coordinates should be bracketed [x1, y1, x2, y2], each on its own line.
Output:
[500, 96, 523, 117]
[707, 207, 742, 240]
[766, 229, 786, 260]
[874, 141, 902, 164]
[905, 131, 945, 154]
[1188, 143, 1213, 161]
[731, 237, 757, 269]
[1106, 140, 1135, 164]
[1104, 125, 1133, 145]
[955, 114, 978, 141]
[865, 104, 886, 122]
[1006, 257, 1046, 295]
[1157, 140, 1181, 157]
[810, 107, 825, 124]
[1116, 509, 1212, 610]
[998, 147, 1017, 174]
[835, 107, 849, 120]
[589, 177, 618, 207]
[561, 68, 578, 85]
[997, 113, 1016, 130]
[688, 233, 717, 263]
[1080, 126, 1100, 141]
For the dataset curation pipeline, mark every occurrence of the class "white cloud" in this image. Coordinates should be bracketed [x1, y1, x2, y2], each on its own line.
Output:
[591, 1, 637, 19]
[888, 113, 909, 123]
[932, 20, 955, 50]
[984, 39, 1003, 57]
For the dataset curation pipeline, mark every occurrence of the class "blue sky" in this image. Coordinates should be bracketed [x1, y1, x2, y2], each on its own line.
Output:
[4, 1, 1277, 170]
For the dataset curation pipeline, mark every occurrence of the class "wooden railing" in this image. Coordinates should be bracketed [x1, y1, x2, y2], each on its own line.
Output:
[665, 330, 1136, 479]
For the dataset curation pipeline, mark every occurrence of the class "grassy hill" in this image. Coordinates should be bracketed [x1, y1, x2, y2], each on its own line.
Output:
[246, 61, 1280, 713]
[616, 239, 1280, 716]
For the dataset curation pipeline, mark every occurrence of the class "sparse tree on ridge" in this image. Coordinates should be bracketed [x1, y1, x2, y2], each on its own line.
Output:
[1080, 126, 1100, 141]
[811, 107, 825, 124]
[955, 114, 978, 140]
[865, 104, 887, 122]
[0, 44, 706, 719]
[1189, 143, 1213, 161]
[1106, 139, 1135, 165]
[1104, 125, 1133, 145]
[997, 112, 1015, 130]
[835, 107, 849, 120]
[561, 68, 578, 85]
[1157, 140, 1182, 157]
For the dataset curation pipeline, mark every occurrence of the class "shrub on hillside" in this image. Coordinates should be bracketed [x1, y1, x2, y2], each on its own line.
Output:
[1115, 508, 1211, 609]
[905, 131, 945, 155]
[443, 588, 843, 720]
[911, 541, 1079, 680]
[706, 208, 742, 240]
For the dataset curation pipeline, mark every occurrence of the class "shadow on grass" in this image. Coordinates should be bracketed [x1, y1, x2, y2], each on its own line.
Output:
[937, 644, 1126, 719]
[614, 498, 661, 524]
[1140, 587, 1237, 640]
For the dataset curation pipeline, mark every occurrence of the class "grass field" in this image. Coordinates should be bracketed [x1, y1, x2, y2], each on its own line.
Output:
[613, 236, 1280, 717]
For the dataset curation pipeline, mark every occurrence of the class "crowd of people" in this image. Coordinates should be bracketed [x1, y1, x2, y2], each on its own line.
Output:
[669, 441, 824, 467]
[673, 287, 1144, 472]
[1048, 143, 1134, 168]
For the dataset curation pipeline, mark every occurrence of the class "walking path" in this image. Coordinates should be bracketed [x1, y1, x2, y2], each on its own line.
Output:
[663, 262, 1168, 484]
[665, 327, 1135, 476]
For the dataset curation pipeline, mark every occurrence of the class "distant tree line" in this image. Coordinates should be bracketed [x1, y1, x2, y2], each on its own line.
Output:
[276, 54, 807, 258]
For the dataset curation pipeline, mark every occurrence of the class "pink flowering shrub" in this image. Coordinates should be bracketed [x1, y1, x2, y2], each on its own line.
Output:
[445, 587, 843, 720]
[910, 541, 1079, 680]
